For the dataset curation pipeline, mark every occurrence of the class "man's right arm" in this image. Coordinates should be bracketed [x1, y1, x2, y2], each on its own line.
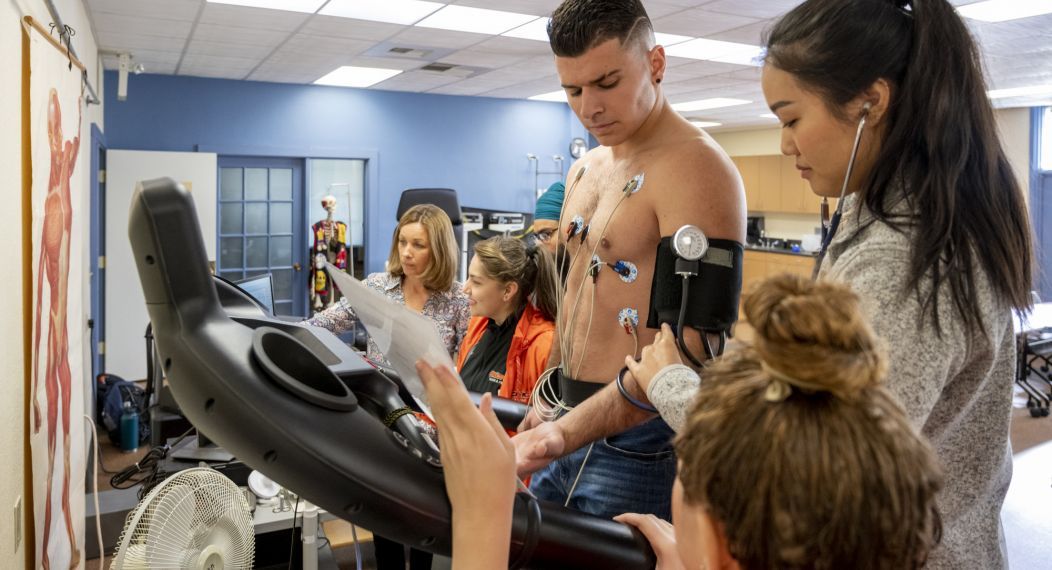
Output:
[513, 370, 655, 476]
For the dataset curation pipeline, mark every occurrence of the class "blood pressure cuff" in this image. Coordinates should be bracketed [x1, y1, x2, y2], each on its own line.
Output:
[647, 237, 743, 333]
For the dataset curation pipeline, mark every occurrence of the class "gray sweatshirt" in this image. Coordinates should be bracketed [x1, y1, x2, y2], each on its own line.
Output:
[649, 194, 1014, 569]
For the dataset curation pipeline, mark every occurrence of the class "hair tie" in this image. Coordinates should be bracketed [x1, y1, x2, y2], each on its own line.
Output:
[760, 361, 830, 402]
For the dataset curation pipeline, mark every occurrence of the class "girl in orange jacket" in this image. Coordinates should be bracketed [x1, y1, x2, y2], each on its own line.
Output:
[457, 237, 560, 404]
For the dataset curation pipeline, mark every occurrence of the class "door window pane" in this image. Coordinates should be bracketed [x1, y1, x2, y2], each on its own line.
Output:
[246, 236, 268, 268]
[220, 203, 243, 234]
[220, 270, 243, 282]
[220, 237, 243, 268]
[269, 203, 292, 234]
[245, 203, 268, 234]
[245, 168, 268, 200]
[220, 168, 243, 200]
[270, 236, 292, 266]
[272, 268, 292, 299]
[270, 169, 293, 200]
[274, 301, 293, 317]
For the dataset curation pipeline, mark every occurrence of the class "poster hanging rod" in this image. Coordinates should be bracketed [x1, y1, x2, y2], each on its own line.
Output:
[23, 10, 100, 105]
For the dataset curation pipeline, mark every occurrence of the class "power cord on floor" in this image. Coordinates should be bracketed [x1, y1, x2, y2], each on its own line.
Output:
[287, 494, 301, 570]
[83, 415, 105, 563]
[110, 426, 196, 500]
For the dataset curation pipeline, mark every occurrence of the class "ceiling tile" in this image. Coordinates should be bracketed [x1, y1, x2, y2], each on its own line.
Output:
[301, 15, 405, 42]
[87, 0, 200, 21]
[438, 49, 529, 69]
[390, 27, 491, 50]
[185, 38, 276, 59]
[93, 11, 194, 39]
[699, 0, 802, 20]
[279, 34, 375, 58]
[453, 0, 562, 17]
[471, 36, 554, 57]
[651, 9, 760, 38]
[199, 2, 310, 31]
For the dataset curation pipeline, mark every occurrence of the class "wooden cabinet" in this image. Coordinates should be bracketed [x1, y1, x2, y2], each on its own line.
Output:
[741, 250, 816, 306]
[730, 154, 823, 216]
[732, 156, 759, 212]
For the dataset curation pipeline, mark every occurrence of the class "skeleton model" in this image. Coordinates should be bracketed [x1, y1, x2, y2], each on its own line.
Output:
[310, 195, 349, 312]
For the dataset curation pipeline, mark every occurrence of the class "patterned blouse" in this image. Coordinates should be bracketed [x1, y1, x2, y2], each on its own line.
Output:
[305, 272, 471, 365]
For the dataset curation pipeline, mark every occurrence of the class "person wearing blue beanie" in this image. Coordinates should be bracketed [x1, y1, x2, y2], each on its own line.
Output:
[533, 181, 565, 254]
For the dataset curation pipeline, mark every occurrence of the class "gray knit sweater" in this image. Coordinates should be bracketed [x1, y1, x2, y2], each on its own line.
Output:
[649, 194, 1014, 569]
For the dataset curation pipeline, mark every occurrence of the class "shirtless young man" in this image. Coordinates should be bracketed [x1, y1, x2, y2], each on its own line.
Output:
[517, 0, 745, 520]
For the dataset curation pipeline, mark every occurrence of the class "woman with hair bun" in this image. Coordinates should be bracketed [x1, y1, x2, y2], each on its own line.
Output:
[418, 274, 944, 570]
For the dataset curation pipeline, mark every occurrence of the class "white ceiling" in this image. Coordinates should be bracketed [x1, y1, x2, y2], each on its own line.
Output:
[85, 0, 1052, 131]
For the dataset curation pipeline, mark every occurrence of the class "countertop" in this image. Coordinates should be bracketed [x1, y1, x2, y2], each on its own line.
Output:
[744, 244, 819, 258]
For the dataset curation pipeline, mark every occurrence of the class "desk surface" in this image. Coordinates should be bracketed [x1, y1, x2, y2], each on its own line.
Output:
[252, 497, 335, 535]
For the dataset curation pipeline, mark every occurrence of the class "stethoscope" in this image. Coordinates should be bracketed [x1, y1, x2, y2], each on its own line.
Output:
[819, 102, 872, 259]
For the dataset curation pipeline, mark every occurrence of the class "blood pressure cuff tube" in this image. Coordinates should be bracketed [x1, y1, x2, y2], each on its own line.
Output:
[646, 237, 744, 333]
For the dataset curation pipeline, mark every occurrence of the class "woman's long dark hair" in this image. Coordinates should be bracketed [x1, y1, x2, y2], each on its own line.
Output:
[765, 0, 1033, 332]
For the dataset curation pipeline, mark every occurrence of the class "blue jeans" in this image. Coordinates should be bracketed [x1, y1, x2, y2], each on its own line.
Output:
[529, 417, 677, 520]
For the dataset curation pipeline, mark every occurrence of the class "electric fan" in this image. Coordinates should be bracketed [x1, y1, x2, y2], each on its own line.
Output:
[110, 467, 254, 569]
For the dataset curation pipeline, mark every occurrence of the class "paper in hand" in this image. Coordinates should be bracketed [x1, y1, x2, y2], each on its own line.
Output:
[324, 263, 456, 417]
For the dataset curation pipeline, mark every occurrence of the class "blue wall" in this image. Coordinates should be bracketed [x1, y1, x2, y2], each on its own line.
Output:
[104, 71, 585, 273]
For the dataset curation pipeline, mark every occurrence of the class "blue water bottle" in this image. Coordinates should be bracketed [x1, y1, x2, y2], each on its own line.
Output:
[120, 401, 139, 453]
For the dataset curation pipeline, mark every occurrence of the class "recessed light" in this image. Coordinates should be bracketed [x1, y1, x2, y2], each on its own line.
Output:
[987, 84, 1052, 98]
[314, 66, 403, 88]
[502, 17, 550, 42]
[319, 0, 443, 25]
[665, 38, 764, 66]
[206, 0, 325, 13]
[654, 33, 693, 47]
[957, 0, 1052, 22]
[691, 121, 722, 128]
[672, 98, 751, 112]
[416, 5, 538, 35]
[529, 90, 567, 102]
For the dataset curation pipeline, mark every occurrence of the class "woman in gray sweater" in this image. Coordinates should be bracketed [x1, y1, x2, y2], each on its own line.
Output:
[518, 1, 1034, 567]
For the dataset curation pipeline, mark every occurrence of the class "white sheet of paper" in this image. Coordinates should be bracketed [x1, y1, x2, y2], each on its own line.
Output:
[325, 263, 456, 416]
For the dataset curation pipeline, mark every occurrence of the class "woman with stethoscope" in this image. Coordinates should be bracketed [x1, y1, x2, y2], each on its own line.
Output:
[509, 1, 1034, 568]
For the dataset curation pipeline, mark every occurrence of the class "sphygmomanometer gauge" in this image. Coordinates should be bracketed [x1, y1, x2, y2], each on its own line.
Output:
[672, 225, 708, 261]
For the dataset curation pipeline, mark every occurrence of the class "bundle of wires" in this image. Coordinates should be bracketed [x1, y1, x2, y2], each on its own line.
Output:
[109, 426, 195, 500]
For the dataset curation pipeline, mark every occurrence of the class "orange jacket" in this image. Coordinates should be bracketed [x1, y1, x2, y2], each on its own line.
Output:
[456, 303, 554, 404]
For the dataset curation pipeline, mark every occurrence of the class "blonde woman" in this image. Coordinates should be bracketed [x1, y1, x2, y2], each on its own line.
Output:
[306, 204, 470, 364]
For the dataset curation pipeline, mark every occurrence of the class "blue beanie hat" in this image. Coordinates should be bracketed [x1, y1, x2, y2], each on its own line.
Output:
[535, 181, 565, 221]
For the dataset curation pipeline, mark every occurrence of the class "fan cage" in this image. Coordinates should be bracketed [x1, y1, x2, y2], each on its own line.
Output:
[111, 467, 255, 569]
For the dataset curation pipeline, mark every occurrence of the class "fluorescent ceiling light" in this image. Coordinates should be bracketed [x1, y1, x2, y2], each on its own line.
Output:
[529, 90, 567, 102]
[206, 0, 325, 13]
[760, 113, 778, 119]
[665, 38, 764, 66]
[672, 98, 751, 112]
[502, 17, 550, 41]
[987, 84, 1052, 98]
[416, 5, 537, 35]
[654, 33, 692, 47]
[956, 0, 1052, 22]
[314, 66, 402, 88]
[319, 0, 443, 25]
[691, 121, 722, 128]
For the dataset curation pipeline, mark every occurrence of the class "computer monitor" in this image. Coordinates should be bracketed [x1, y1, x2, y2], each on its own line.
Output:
[236, 274, 275, 315]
